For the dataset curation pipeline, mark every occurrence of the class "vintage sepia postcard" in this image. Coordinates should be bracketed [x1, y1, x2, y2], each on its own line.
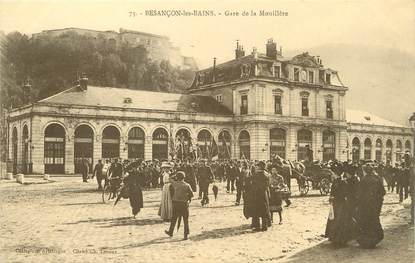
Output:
[0, 0, 414, 262]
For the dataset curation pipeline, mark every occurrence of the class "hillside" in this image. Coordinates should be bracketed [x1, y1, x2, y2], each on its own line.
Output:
[288, 44, 415, 126]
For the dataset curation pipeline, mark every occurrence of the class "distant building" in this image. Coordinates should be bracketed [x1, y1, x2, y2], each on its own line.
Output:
[6, 39, 413, 174]
[32, 27, 197, 70]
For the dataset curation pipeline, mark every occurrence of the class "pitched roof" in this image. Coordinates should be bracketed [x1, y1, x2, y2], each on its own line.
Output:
[38, 86, 232, 115]
[346, 109, 406, 128]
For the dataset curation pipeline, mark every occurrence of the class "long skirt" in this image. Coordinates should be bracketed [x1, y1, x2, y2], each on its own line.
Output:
[325, 199, 356, 246]
[269, 188, 282, 213]
[158, 183, 173, 220]
[356, 204, 384, 248]
[129, 187, 143, 216]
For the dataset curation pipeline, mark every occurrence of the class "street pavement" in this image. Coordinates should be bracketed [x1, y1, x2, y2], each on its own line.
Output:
[0, 176, 412, 263]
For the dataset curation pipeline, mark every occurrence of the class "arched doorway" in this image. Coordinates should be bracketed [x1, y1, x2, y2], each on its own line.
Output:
[218, 130, 231, 159]
[270, 128, 286, 159]
[197, 130, 212, 159]
[152, 128, 168, 160]
[12, 127, 18, 174]
[175, 129, 192, 161]
[352, 137, 360, 162]
[297, 129, 312, 161]
[128, 127, 145, 159]
[322, 130, 336, 161]
[74, 125, 94, 173]
[239, 130, 250, 160]
[44, 123, 65, 174]
[364, 138, 372, 160]
[102, 126, 120, 159]
[386, 139, 393, 162]
[396, 140, 403, 163]
[22, 125, 29, 174]
[375, 139, 383, 162]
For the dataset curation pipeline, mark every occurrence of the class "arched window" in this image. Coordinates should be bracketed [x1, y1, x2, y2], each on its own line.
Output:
[396, 140, 403, 162]
[152, 128, 168, 160]
[44, 123, 65, 174]
[239, 130, 250, 160]
[218, 130, 231, 159]
[176, 129, 192, 161]
[74, 125, 94, 173]
[364, 138, 372, 160]
[22, 125, 29, 174]
[352, 137, 360, 162]
[322, 130, 336, 161]
[102, 126, 120, 159]
[386, 139, 393, 162]
[297, 129, 312, 161]
[375, 139, 383, 162]
[12, 127, 18, 174]
[270, 128, 286, 159]
[197, 130, 212, 159]
[128, 127, 145, 159]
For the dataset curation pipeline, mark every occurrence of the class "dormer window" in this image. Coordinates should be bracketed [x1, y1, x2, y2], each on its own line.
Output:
[274, 66, 281, 78]
[294, 68, 300, 81]
[124, 98, 132, 104]
[325, 73, 331, 84]
[308, 71, 314, 84]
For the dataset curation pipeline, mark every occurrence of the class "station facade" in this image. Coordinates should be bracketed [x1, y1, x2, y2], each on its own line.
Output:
[6, 39, 413, 174]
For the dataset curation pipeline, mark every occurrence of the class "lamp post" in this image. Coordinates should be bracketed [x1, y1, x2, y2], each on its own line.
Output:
[408, 113, 415, 225]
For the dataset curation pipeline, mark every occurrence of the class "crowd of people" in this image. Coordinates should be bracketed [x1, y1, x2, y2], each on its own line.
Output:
[79, 149, 414, 245]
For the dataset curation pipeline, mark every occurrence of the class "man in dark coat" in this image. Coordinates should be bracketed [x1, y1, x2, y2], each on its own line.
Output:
[81, 158, 89, 183]
[356, 165, 386, 248]
[197, 160, 214, 206]
[226, 162, 237, 193]
[92, 159, 104, 190]
[247, 161, 271, 231]
[182, 160, 197, 192]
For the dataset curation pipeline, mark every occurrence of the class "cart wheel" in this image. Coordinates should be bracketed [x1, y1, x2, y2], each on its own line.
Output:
[319, 178, 331, 195]
[102, 185, 111, 203]
[299, 180, 309, 196]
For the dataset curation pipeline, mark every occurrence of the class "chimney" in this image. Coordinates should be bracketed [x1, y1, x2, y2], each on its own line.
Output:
[80, 73, 88, 91]
[279, 46, 282, 56]
[252, 47, 258, 58]
[235, 40, 245, 59]
[22, 80, 31, 104]
[266, 38, 277, 59]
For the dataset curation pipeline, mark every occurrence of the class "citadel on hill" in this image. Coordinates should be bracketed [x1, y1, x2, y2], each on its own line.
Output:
[6, 37, 413, 174]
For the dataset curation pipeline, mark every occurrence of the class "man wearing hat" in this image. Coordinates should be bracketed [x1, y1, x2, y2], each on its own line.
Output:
[250, 161, 271, 231]
[197, 159, 214, 206]
[165, 171, 193, 240]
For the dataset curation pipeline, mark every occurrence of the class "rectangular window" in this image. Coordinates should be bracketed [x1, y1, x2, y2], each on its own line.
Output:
[274, 95, 282, 114]
[294, 68, 300, 81]
[325, 73, 331, 84]
[241, 95, 248, 115]
[309, 71, 314, 84]
[301, 98, 309, 116]
[326, 101, 333, 119]
[216, 94, 223, 103]
[274, 66, 280, 78]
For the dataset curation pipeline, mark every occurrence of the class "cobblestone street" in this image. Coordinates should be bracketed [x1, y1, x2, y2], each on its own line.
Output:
[0, 177, 413, 263]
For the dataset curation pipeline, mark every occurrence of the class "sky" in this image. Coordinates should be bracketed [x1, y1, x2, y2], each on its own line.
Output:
[0, 0, 414, 68]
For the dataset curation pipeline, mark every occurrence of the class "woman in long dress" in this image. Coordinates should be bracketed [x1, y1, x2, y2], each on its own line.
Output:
[325, 168, 359, 247]
[124, 162, 144, 218]
[158, 162, 173, 221]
